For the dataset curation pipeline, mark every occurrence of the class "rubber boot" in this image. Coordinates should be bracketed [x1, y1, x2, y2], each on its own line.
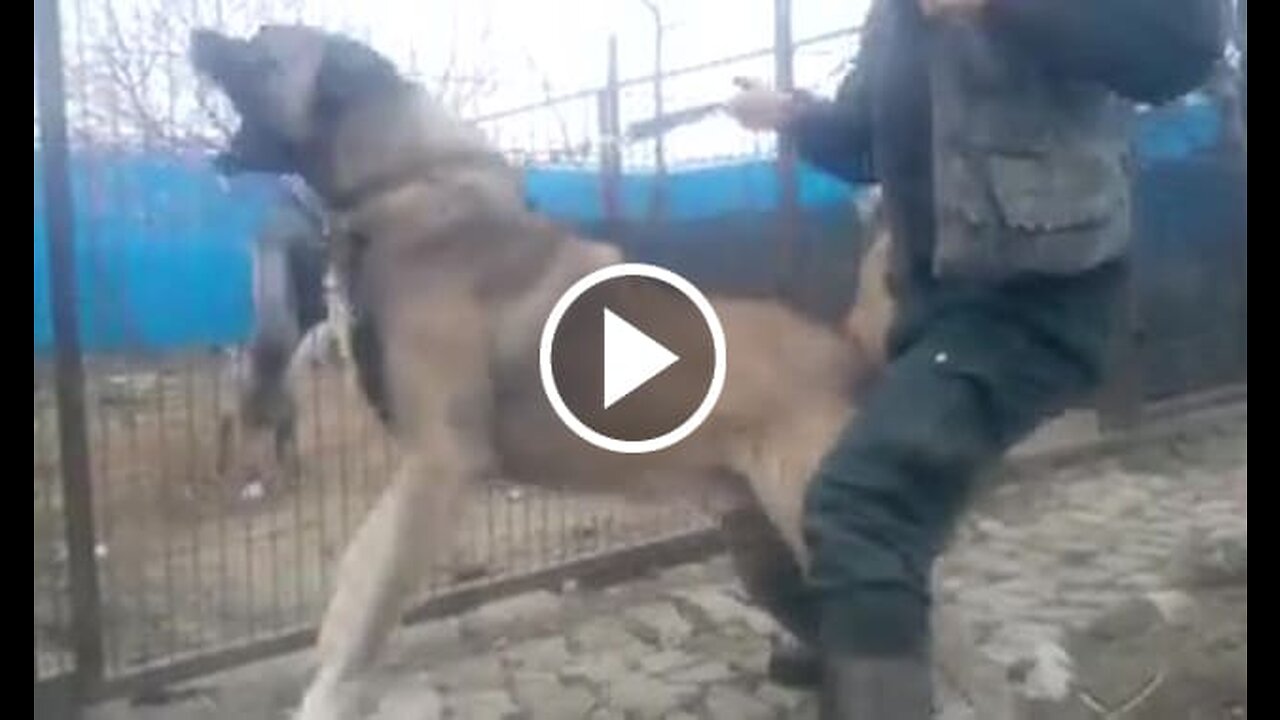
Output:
[819, 654, 934, 720]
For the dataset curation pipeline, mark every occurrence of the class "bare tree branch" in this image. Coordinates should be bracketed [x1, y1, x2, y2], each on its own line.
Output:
[53, 0, 505, 154]
[56, 0, 276, 151]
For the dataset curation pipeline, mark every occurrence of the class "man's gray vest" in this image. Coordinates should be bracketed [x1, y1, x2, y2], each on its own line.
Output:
[926, 18, 1134, 281]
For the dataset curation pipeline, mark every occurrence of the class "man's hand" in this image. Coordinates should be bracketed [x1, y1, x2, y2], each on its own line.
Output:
[920, 0, 987, 17]
[724, 78, 801, 132]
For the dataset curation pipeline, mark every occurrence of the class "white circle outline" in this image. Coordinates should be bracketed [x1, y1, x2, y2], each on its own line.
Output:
[538, 262, 727, 455]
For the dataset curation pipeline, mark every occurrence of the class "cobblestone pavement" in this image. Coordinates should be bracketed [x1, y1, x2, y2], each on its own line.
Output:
[88, 412, 1246, 720]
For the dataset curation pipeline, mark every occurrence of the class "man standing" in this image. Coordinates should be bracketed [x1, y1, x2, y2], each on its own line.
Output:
[726, 0, 1224, 717]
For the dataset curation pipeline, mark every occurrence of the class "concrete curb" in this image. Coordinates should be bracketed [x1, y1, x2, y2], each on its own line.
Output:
[1006, 398, 1246, 478]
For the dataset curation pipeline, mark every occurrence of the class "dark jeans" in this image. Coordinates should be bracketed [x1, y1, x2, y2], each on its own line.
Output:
[802, 259, 1126, 656]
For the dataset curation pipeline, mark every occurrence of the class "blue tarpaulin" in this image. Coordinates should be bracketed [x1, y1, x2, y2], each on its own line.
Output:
[33, 98, 1226, 354]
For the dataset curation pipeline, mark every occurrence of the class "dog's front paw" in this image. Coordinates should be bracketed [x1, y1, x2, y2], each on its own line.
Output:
[295, 678, 366, 720]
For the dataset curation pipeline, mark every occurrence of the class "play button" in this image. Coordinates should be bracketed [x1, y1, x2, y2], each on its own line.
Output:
[602, 309, 679, 409]
[540, 263, 726, 454]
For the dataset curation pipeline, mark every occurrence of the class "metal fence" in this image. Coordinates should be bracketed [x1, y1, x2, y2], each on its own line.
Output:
[35, 0, 1246, 712]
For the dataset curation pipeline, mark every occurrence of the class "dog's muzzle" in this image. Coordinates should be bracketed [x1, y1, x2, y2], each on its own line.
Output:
[189, 29, 286, 176]
[190, 29, 247, 79]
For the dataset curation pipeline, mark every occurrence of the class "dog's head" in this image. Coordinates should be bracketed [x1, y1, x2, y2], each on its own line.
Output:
[190, 25, 403, 176]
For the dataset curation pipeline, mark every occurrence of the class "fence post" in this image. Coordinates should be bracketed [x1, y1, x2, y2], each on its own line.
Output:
[1232, 0, 1247, 383]
[773, 0, 800, 297]
[35, 0, 105, 700]
[598, 35, 623, 232]
[637, 0, 667, 222]
[1096, 250, 1145, 432]
[1234, 0, 1247, 382]
[1234, 0, 1246, 146]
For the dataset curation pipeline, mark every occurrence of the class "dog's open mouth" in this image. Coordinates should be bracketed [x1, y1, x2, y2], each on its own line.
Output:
[190, 29, 235, 77]
[190, 29, 294, 175]
[212, 122, 294, 175]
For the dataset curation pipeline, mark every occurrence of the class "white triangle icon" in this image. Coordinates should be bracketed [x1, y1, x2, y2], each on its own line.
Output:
[602, 308, 679, 409]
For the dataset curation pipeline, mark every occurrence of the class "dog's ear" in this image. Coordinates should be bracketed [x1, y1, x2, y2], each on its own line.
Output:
[313, 36, 401, 118]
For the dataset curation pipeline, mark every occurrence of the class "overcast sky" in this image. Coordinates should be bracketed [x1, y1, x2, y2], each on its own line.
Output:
[278, 0, 873, 167]
[43, 0, 1240, 165]
[38, 0, 873, 165]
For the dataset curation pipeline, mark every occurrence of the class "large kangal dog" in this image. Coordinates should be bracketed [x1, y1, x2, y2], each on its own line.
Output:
[190, 24, 897, 719]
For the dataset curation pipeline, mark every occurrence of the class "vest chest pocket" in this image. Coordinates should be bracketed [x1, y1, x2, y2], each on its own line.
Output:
[984, 147, 1126, 234]
[934, 143, 1132, 280]
[928, 18, 1133, 279]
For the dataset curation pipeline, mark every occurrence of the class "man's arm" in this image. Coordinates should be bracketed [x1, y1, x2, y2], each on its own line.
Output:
[778, 0, 887, 184]
[725, 3, 889, 185]
[784, 66, 877, 185]
[984, 0, 1225, 104]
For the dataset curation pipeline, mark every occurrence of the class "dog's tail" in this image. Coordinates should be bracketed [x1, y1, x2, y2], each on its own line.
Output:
[842, 230, 894, 365]
[838, 187, 897, 372]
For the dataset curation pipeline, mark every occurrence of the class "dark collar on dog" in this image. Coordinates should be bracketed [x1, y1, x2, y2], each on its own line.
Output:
[324, 149, 516, 213]
[325, 163, 435, 213]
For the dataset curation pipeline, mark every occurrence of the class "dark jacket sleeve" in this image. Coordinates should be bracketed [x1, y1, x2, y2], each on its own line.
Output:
[784, 0, 886, 185]
[986, 0, 1226, 105]
[783, 58, 877, 185]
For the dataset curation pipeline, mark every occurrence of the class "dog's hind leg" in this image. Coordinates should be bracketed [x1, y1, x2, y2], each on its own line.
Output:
[721, 503, 817, 643]
[725, 404, 850, 589]
[714, 408, 849, 690]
